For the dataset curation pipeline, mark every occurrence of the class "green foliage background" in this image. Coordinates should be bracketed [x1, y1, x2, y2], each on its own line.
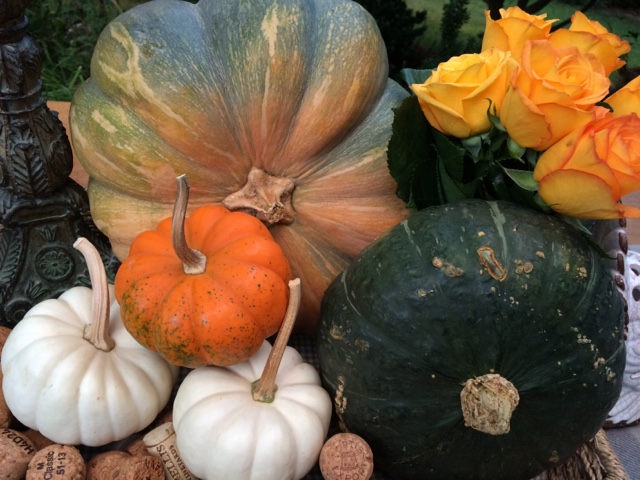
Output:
[25, 0, 640, 102]
[26, 0, 123, 101]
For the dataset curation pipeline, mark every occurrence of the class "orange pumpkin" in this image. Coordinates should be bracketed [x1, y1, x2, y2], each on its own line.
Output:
[114, 176, 291, 367]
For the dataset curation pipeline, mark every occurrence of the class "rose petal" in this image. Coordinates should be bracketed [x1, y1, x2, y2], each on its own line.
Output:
[533, 126, 585, 180]
[481, 8, 555, 64]
[501, 83, 552, 149]
[606, 76, 640, 116]
[536, 102, 599, 151]
[537, 169, 639, 219]
[411, 83, 473, 138]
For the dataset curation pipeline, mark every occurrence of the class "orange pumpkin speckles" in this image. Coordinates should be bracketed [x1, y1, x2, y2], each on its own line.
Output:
[114, 176, 291, 367]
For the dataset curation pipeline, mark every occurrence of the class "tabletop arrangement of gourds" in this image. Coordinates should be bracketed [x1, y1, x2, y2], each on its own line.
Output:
[0, 0, 629, 479]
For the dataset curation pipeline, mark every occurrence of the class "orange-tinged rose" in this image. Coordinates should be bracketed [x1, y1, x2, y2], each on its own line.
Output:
[533, 113, 640, 219]
[500, 39, 610, 150]
[481, 7, 556, 63]
[606, 74, 640, 116]
[549, 11, 630, 75]
[410, 50, 517, 138]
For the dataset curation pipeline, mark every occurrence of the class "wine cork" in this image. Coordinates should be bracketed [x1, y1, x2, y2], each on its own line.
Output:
[22, 430, 56, 451]
[124, 436, 148, 456]
[0, 326, 13, 429]
[143, 422, 196, 480]
[319, 432, 374, 480]
[26, 444, 86, 480]
[86, 451, 163, 480]
[0, 326, 11, 352]
[0, 368, 13, 428]
[0, 427, 37, 480]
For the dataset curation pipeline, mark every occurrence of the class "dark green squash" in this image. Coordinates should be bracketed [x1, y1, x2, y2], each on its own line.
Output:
[317, 199, 626, 480]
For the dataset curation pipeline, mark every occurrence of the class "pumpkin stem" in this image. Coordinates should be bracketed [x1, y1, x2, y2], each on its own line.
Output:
[173, 174, 207, 274]
[222, 167, 296, 226]
[74, 237, 115, 352]
[251, 278, 302, 403]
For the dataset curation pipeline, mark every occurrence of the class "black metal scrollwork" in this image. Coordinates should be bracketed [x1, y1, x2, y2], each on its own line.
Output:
[0, 0, 120, 328]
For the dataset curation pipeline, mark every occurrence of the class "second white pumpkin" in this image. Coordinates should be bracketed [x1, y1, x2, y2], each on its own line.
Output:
[172, 338, 332, 480]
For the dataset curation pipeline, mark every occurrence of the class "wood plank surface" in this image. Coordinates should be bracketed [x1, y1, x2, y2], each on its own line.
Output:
[48, 100, 89, 188]
[624, 192, 640, 246]
[46, 100, 640, 245]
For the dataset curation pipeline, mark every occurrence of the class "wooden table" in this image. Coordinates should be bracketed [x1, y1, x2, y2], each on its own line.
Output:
[47, 100, 640, 246]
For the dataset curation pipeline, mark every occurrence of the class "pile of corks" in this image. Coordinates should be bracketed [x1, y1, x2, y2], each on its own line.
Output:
[0, 324, 376, 480]
[0, 325, 184, 480]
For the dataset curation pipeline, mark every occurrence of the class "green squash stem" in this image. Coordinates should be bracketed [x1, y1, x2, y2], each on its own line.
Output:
[460, 373, 520, 435]
[252, 278, 302, 403]
[173, 174, 207, 275]
[73, 237, 115, 352]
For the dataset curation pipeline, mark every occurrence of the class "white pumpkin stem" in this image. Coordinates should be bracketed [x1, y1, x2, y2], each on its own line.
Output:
[173, 174, 207, 275]
[73, 237, 115, 352]
[252, 278, 302, 403]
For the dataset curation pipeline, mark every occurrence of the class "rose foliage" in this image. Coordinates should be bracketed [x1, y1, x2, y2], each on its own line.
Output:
[389, 7, 640, 220]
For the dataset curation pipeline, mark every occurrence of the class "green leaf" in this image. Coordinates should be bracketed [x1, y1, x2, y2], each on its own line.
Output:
[472, 156, 492, 179]
[433, 129, 466, 182]
[400, 68, 433, 87]
[437, 154, 479, 202]
[506, 180, 542, 211]
[533, 193, 553, 213]
[387, 95, 436, 204]
[507, 137, 526, 161]
[559, 215, 594, 237]
[410, 154, 445, 210]
[486, 165, 511, 199]
[487, 103, 506, 131]
[488, 131, 507, 154]
[501, 167, 538, 192]
[595, 101, 613, 112]
[460, 134, 483, 157]
[525, 148, 540, 169]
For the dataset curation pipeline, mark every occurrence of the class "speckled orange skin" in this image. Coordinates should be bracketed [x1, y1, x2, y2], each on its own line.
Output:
[114, 206, 291, 368]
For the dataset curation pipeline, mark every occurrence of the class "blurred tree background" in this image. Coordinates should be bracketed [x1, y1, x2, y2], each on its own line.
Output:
[25, 0, 639, 101]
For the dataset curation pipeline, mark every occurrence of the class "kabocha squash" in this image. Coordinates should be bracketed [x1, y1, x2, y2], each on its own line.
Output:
[114, 175, 292, 367]
[69, 0, 409, 334]
[1, 238, 179, 447]
[317, 199, 626, 480]
[172, 279, 333, 480]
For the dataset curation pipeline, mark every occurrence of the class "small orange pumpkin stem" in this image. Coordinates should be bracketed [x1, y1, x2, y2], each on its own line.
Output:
[252, 278, 302, 403]
[73, 237, 115, 352]
[173, 174, 207, 274]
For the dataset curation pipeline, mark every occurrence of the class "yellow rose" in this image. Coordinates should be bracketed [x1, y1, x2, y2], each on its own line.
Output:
[500, 39, 610, 150]
[606, 74, 640, 116]
[410, 50, 517, 138]
[533, 113, 640, 219]
[549, 11, 630, 75]
[481, 7, 556, 63]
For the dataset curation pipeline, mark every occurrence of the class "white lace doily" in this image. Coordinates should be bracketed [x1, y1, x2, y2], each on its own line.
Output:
[594, 220, 640, 427]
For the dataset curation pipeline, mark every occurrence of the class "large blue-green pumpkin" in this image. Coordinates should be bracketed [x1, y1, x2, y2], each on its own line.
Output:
[69, 0, 408, 334]
[317, 199, 625, 480]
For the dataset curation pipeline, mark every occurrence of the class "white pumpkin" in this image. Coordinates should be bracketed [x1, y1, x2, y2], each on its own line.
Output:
[172, 279, 332, 480]
[1, 238, 179, 447]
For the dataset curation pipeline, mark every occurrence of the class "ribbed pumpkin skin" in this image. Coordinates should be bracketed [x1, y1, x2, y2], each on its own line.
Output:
[69, 0, 409, 333]
[317, 199, 626, 480]
[114, 206, 291, 368]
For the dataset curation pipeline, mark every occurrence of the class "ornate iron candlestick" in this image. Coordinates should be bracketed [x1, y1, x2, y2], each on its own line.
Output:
[0, 0, 120, 328]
